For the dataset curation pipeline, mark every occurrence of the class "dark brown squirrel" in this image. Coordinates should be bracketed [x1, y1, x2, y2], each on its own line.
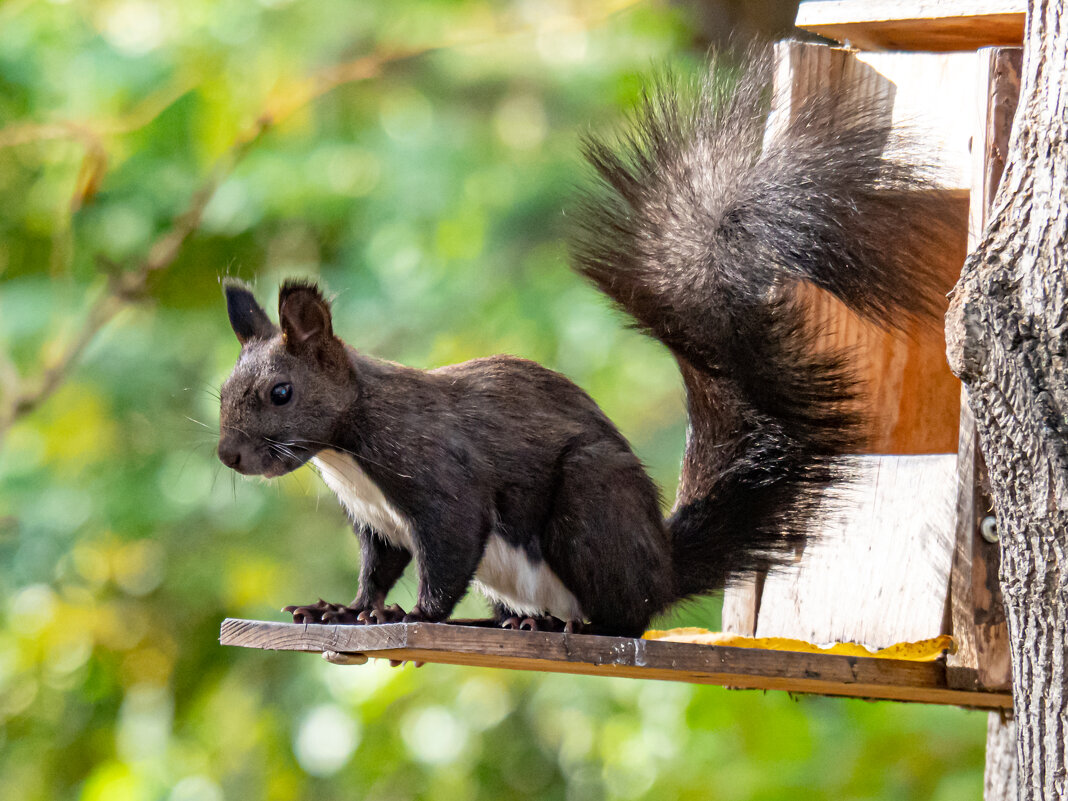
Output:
[216, 47, 953, 638]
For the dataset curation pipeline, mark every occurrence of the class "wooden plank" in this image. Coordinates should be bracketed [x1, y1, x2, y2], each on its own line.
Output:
[796, 0, 1025, 52]
[946, 47, 1020, 693]
[948, 400, 1011, 691]
[772, 44, 970, 456]
[835, 49, 973, 453]
[722, 43, 975, 636]
[967, 48, 1022, 255]
[772, 43, 979, 189]
[755, 455, 958, 649]
[220, 619, 1011, 710]
[855, 49, 980, 192]
[721, 574, 762, 636]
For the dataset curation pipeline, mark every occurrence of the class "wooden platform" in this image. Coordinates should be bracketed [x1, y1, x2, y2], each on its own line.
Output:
[220, 619, 1011, 710]
[796, 0, 1025, 52]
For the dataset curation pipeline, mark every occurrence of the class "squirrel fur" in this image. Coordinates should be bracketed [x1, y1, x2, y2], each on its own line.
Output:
[217, 46, 952, 638]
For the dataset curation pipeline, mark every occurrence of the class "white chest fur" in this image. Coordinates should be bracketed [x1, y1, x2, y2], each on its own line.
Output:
[474, 535, 583, 621]
[312, 449, 414, 551]
[311, 449, 583, 621]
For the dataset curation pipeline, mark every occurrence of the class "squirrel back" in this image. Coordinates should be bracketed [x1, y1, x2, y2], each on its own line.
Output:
[570, 45, 953, 598]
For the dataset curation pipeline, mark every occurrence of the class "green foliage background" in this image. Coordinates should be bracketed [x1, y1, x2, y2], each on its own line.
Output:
[0, 1, 986, 799]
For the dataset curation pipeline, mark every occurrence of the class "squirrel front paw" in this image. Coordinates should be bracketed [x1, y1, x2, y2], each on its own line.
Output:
[283, 599, 407, 625]
[284, 599, 346, 624]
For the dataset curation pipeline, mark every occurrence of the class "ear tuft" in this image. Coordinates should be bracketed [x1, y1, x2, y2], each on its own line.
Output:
[224, 279, 277, 344]
[278, 279, 335, 349]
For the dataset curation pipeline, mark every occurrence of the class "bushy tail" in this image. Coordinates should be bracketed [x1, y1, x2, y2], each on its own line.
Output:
[570, 45, 953, 599]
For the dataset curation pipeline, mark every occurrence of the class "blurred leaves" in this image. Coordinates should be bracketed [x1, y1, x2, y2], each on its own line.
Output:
[0, 1, 986, 800]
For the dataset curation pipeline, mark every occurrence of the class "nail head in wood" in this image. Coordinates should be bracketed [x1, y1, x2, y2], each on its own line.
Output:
[980, 515, 999, 543]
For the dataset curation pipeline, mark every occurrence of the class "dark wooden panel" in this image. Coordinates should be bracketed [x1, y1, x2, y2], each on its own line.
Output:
[946, 47, 1021, 693]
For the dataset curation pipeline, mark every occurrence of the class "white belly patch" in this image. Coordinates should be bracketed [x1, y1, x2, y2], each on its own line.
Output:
[474, 535, 583, 621]
[312, 449, 415, 551]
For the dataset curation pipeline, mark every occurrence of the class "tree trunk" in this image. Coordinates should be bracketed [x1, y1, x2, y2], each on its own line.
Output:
[946, 2, 1068, 799]
[985, 712, 1019, 801]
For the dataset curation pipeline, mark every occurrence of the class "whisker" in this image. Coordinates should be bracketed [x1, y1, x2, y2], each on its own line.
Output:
[289, 438, 413, 480]
[292, 439, 393, 470]
[210, 462, 225, 493]
[220, 421, 252, 437]
[287, 438, 357, 458]
[188, 381, 223, 403]
[263, 437, 305, 464]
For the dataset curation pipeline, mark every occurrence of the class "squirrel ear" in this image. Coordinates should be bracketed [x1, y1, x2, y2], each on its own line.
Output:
[224, 280, 277, 344]
[278, 280, 334, 352]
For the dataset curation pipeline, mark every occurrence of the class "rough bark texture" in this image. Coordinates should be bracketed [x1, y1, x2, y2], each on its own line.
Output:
[946, 2, 1068, 799]
[986, 713, 1020, 801]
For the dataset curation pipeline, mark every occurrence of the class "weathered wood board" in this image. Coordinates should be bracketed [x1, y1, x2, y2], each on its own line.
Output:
[720, 575, 763, 637]
[769, 43, 970, 457]
[944, 47, 1020, 693]
[220, 619, 1011, 710]
[723, 43, 980, 636]
[754, 455, 957, 648]
[796, 0, 1025, 52]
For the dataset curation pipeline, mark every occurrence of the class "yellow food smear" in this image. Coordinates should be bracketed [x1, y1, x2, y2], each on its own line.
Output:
[642, 629, 957, 662]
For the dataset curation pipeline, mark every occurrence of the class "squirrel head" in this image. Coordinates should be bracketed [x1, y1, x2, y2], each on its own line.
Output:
[217, 279, 357, 477]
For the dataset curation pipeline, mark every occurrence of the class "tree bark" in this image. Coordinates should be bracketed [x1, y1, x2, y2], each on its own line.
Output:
[946, 2, 1068, 799]
[986, 713, 1020, 801]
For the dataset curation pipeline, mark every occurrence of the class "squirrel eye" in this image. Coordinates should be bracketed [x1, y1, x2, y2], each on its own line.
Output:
[269, 382, 293, 406]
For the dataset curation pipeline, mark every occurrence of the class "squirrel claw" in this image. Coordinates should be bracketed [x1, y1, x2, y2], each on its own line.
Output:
[322, 606, 362, 624]
[500, 615, 570, 632]
[282, 599, 419, 626]
[283, 599, 357, 625]
[380, 604, 407, 623]
[387, 659, 425, 668]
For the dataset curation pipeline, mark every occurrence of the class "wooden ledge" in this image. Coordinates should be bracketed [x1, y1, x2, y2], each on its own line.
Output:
[796, 1, 1025, 51]
[220, 619, 1011, 710]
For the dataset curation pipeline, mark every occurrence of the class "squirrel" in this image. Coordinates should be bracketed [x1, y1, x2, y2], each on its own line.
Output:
[217, 46, 952, 638]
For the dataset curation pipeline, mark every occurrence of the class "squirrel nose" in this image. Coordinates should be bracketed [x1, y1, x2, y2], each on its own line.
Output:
[218, 442, 242, 470]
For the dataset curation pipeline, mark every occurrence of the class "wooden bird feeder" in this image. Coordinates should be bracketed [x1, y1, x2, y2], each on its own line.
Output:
[222, 0, 1023, 714]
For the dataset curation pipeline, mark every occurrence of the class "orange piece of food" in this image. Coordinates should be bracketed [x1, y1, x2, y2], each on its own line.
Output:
[642, 629, 956, 661]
